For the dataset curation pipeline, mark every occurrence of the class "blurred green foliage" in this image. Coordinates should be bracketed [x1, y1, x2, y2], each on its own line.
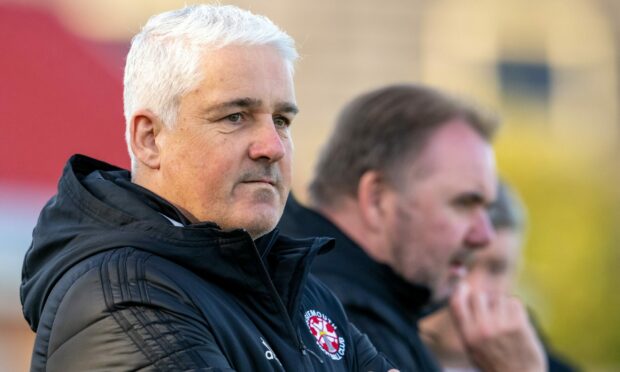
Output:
[496, 123, 619, 370]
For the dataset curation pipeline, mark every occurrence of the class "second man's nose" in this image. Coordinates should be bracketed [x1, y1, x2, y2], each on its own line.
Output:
[466, 210, 495, 249]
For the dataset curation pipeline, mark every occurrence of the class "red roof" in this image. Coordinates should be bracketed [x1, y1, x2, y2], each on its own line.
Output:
[0, 4, 130, 189]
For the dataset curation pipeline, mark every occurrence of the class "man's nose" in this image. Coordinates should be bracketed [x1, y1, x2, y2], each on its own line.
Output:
[248, 116, 287, 162]
[465, 209, 495, 250]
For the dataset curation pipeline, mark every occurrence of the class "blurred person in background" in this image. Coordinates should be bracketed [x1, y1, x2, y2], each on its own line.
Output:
[279, 83, 546, 372]
[19, 4, 397, 371]
[420, 180, 579, 372]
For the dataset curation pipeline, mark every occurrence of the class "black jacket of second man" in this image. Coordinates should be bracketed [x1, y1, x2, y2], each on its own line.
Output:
[278, 194, 441, 372]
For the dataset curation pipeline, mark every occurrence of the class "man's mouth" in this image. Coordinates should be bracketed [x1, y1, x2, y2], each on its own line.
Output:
[449, 254, 471, 279]
[243, 178, 276, 186]
[240, 168, 280, 187]
[449, 262, 467, 278]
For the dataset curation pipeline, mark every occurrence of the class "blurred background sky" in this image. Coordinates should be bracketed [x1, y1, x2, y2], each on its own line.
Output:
[1, 0, 618, 370]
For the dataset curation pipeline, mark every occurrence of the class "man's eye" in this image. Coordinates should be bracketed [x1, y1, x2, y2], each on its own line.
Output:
[273, 116, 290, 128]
[488, 261, 508, 275]
[226, 113, 243, 123]
[454, 193, 484, 209]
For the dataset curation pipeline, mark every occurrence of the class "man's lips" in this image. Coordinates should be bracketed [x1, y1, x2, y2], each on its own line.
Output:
[242, 179, 276, 186]
[449, 261, 468, 279]
[239, 168, 281, 187]
[449, 253, 472, 278]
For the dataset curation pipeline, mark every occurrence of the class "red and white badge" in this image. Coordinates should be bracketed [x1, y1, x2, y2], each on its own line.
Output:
[304, 310, 346, 360]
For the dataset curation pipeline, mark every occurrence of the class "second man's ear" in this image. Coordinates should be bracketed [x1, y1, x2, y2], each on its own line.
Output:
[130, 110, 164, 170]
[357, 170, 394, 232]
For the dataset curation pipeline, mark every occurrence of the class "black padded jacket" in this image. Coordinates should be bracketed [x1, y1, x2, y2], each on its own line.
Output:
[20, 155, 395, 372]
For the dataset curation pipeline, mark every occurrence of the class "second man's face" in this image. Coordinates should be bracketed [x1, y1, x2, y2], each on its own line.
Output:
[383, 120, 497, 304]
[156, 44, 297, 239]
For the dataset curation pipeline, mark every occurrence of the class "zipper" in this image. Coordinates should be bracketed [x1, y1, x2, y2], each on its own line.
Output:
[298, 327, 325, 364]
[249, 239, 316, 370]
[301, 343, 324, 364]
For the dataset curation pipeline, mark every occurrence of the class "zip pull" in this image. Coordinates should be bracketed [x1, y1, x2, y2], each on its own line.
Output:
[301, 344, 324, 364]
[297, 327, 324, 364]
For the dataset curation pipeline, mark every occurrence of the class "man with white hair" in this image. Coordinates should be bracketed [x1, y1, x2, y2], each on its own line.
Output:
[21, 5, 396, 371]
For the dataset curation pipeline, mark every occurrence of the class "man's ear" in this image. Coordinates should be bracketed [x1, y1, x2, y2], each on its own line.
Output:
[357, 170, 393, 232]
[130, 110, 163, 170]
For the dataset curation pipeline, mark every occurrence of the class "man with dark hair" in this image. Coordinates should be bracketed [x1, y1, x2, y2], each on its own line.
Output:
[20, 5, 396, 371]
[420, 180, 579, 372]
[279, 84, 546, 371]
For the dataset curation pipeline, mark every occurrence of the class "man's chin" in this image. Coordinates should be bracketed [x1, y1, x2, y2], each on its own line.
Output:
[232, 197, 285, 238]
[431, 292, 451, 306]
[242, 214, 280, 240]
[422, 292, 451, 316]
[248, 225, 275, 239]
[431, 280, 459, 305]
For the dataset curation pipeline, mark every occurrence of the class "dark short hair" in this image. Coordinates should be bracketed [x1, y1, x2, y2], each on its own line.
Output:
[309, 83, 499, 206]
[489, 180, 526, 231]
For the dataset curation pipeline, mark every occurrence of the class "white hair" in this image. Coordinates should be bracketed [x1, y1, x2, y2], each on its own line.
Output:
[123, 4, 298, 167]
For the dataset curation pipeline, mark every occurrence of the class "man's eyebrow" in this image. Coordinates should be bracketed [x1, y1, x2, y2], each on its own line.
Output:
[275, 102, 299, 115]
[202, 98, 262, 115]
[202, 98, 299, 115]
[454, 192, 487, 205]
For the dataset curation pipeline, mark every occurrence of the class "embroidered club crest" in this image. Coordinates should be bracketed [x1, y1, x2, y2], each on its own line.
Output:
[304, 310, 346, 360]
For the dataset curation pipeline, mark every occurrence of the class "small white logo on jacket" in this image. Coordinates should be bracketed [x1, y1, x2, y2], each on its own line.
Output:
[260, 337, 282, 366]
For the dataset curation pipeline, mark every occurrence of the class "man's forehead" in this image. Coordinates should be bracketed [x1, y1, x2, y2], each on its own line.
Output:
[409, 122, 495, 183]
[192, 44, 296, 100]
[426, 120, 491, 159]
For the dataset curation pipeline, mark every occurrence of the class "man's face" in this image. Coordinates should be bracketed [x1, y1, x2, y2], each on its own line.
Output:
[466, 228, 522, 295]
[384, 120, 497, 303]
[155, 44, 296, 238]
